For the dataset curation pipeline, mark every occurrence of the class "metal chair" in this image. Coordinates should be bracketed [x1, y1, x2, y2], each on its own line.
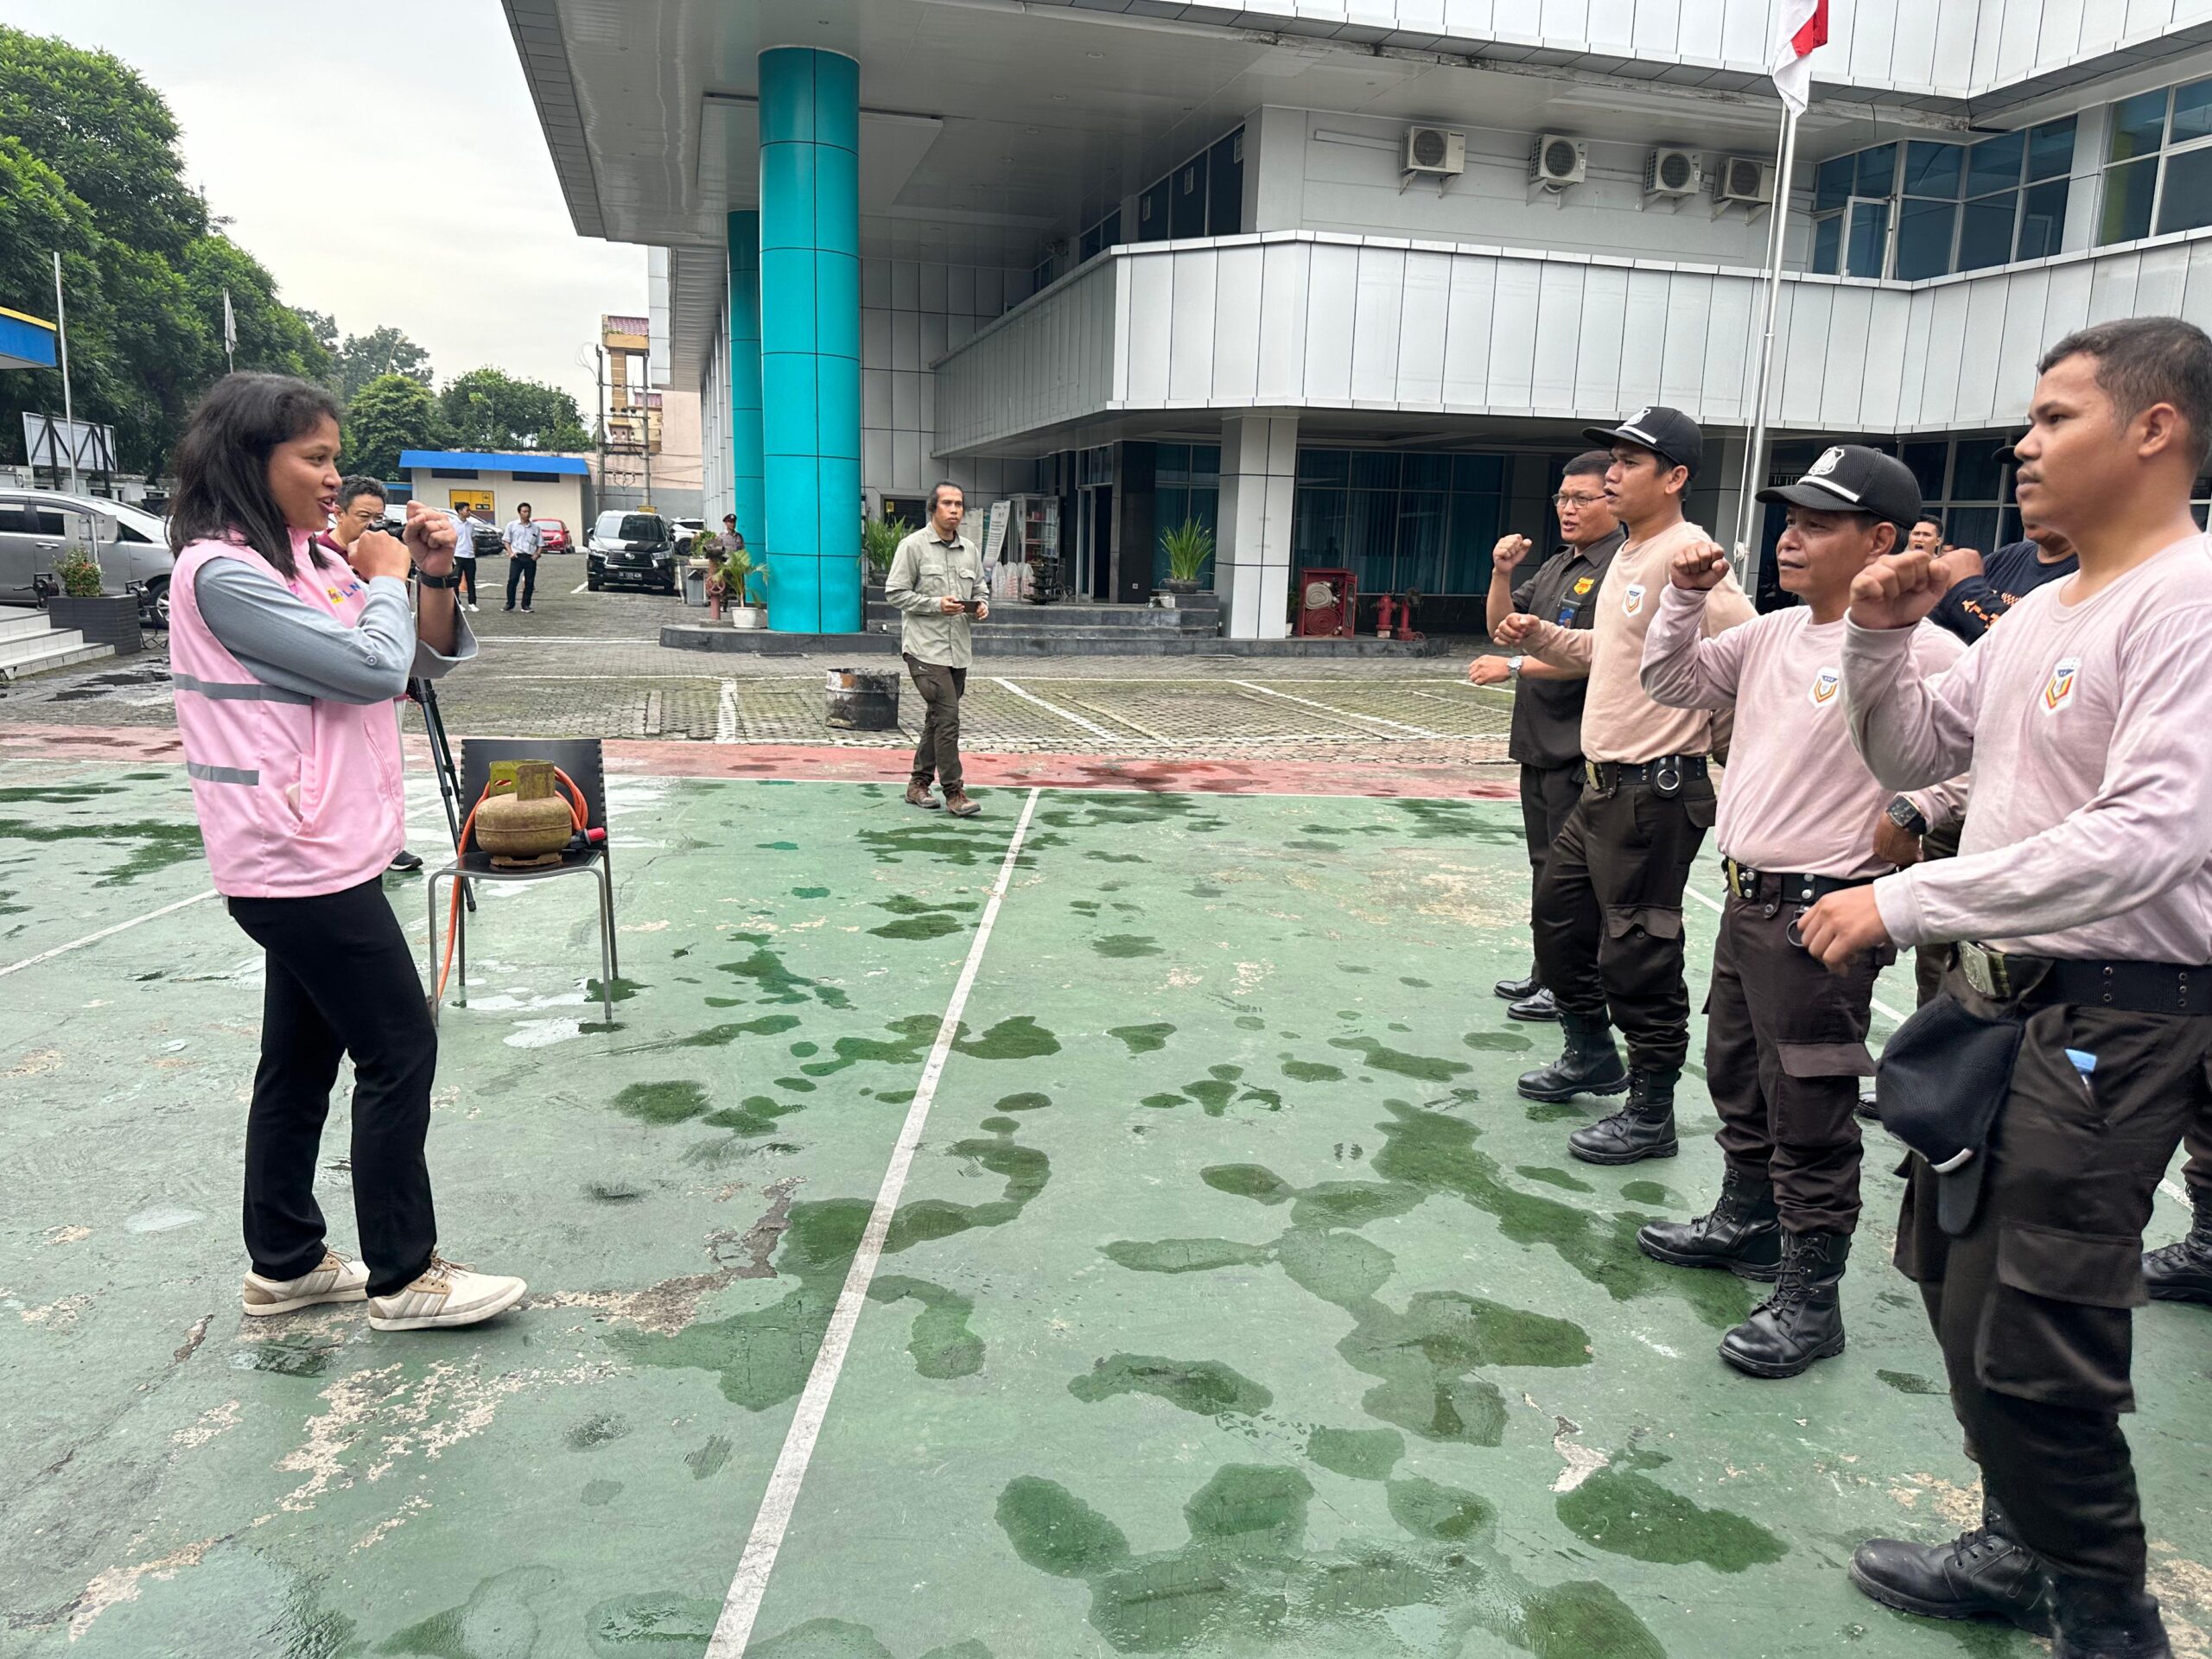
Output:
[427, 737, 618, 1027]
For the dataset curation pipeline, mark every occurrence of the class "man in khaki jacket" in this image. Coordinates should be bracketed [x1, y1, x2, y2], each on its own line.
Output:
[885, 482, 989, 816]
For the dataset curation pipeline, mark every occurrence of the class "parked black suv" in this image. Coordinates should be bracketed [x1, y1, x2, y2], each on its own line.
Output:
[585, 511, 677, 594]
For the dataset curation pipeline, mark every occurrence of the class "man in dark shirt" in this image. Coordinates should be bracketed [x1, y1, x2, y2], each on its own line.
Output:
[1470, 451, 1625, 1020]
[1927, 517, 2078, 642]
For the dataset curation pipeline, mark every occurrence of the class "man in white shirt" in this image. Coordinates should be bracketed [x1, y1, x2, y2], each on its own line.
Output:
[502, 503, 543, 613]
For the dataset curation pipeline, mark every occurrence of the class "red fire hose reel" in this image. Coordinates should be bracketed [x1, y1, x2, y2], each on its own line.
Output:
[1296, 568, 1355, 638]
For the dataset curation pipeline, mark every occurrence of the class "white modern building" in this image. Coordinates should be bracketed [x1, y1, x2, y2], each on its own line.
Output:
[505, 0, 2212, 637]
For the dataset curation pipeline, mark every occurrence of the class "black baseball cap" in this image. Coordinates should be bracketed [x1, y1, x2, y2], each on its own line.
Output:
[1583, 405, 1703, 477]
[1757, 443, 1923, 531]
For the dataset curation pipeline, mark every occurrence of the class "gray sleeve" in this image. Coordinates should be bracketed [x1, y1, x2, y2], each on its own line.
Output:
[193, 561, 434, 704]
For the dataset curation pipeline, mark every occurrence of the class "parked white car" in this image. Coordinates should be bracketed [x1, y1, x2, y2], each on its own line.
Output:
[0, 489, 175, 626]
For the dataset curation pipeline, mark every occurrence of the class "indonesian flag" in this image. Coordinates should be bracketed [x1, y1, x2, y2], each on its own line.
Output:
[1772, 0, 1828, 114]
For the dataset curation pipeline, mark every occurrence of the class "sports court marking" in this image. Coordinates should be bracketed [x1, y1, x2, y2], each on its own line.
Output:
[0, 887, 219, 979]
[708, 785, 1044, 1656]
[715, 678, 739, 743]
[988, 677, 1124, 741]
[1231, 679, 1444, 739]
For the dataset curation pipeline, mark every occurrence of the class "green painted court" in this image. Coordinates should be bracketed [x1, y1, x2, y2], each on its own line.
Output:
[6, 758, 2211, 1658]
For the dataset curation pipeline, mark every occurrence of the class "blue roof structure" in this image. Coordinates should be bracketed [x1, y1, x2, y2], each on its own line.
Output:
[0, 306, 59, 372]
[398, 449, 589, 475]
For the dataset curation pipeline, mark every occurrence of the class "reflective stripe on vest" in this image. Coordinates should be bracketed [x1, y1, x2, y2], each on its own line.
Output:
[171, 671, 313, 705]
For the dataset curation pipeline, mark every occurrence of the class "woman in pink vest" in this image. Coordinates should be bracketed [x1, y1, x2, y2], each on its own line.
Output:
[167, 373, 524, 1333]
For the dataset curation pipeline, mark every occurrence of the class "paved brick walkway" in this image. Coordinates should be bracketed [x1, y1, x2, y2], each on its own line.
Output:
[0, 568, 1514, 765]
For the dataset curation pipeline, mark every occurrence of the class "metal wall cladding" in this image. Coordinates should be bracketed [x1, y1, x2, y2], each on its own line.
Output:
[931, 232, 2212, 452]
[1140, 0, 2212, 101]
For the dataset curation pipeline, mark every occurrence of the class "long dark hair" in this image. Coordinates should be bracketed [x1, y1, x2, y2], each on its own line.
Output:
[168, 373, 345, 580]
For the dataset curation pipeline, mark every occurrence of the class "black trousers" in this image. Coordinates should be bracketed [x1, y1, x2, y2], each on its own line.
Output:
[226, 879, 439, 1298]
[1517, 761, 1583, 880]
[505, 555, 537, 608]
[1706, 888, 1883, 1233]
[905, 653, 967, 791]
[1532, 776, 1715, 1072]
[454, 556, 478, 607]
[1894, 973, 2212, 1586]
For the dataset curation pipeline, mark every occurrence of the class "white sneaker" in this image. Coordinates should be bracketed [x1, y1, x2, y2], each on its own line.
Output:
[242, 1250, 370, 1316]
[467, 602, 480, 612]
[366, 1254, 527, 1332]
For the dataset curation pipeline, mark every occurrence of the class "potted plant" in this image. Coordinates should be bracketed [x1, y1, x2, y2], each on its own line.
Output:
[727, 550, 767, 629]
[1155, 518, 1215, 606]
[47, 543, 143, 656]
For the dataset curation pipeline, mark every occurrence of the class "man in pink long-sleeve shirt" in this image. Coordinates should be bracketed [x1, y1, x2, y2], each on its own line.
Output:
[1636, 444, 1963, 1380]
[1802, 317, 2212, 1659]
[1493, 407, 1754, 1166]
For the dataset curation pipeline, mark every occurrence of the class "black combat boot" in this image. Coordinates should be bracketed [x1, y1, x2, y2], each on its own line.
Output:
[1494, 963, 1540, 1001]
[1506, 986, 1559, 1022]
[1566, 1066, 1677, 1163]
[1637, 1163, 1783, 1280]
[1516, 1013, 1630, 1103]
[1719, 1230, 1849, 1376]
[2051, 1576, 2171, 1658]
[1848, 1497, 2054, 1636]
[2142, 1192, 2212, 1305]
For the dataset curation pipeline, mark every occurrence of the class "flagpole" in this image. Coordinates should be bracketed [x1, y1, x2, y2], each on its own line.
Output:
[1732, 104, 1800, 585]
[53, 251, 79, 497]
[222, 287, 236, 374]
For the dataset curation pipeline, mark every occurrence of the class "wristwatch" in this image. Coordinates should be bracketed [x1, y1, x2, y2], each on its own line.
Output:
[1506, 655, 1525, 679]
[417, 569, 465, 589]
[1885, 797, 1929, 836]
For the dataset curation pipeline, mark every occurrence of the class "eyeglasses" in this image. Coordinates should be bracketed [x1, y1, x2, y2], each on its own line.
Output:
[1553, 492, 1606, 508]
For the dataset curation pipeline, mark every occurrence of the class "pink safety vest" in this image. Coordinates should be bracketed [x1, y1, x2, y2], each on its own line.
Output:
[169, 531, 406, 898]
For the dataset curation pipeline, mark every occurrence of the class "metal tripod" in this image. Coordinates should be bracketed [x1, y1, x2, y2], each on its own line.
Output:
[409, 677, 474, 913]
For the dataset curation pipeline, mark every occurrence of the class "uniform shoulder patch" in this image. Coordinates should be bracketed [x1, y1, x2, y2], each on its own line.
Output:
[1623, 582, 1647, 618]
[2040, 655, 2081, 715]
[1808, 666, 1840, 708]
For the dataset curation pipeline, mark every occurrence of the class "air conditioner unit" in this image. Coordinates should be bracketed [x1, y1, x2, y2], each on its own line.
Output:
[1714, 155, 1776, 207]
[1403, 125, 1466, 178]
[1643, 147, 1702, 199]
[1529, 133, 1587, 190]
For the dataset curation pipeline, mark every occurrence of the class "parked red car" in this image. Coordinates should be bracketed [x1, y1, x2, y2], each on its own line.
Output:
[536, 517, 572, 552]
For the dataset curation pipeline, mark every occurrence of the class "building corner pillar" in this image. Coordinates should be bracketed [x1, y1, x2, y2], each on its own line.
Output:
[1216, 414, 1297, 640]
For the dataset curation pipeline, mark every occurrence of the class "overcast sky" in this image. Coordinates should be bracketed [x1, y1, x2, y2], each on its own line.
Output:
[4, 0, 644, 418]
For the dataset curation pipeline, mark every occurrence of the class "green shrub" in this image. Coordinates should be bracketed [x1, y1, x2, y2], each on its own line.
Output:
[54, 544, 104, 598]
[1160, 518, 1215, 585]
[862, 516, 910, 577]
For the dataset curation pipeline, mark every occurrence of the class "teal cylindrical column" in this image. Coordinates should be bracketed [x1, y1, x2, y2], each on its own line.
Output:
[726, 210, 765, 601]
[759, 47, 861, 634]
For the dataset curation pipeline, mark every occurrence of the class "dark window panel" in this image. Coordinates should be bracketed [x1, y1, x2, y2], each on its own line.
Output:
[2173, 78, 2212, 146]
[1812, 213, 1842, 274]
[1951, 441, 2005, 503]
[1298, 448, 1350, 485]
[1904, 140, 1964, 197]
[1207, 130, 1243, 237]
[1452, 454, 1505, 492]
[1171, 153, 1208, 238]
[2109, 88, 2168, 162]
[2100, 156, 2158, 243]
[2027, 117, 2078, 181]
[1349, 451, 1401, 491]
[1846, 199, 1890, 277]
[1137, 177, 1171, 242]
[1958, 193, 2019, 270]
[1967, 130, 2025, 196]
[2017, 180, 2068, 259]
[1901, 441, 1949, 502]
[1947, 505, 1999, 552]
[2156, 144, 2212, 236]
[1897, 197, 1960, 278]
[1815, 154, 1855, 213]
[1402, 454, 1452, 491]
[1856, 143, 1897, 197]
[1190, 444, 1220, 479]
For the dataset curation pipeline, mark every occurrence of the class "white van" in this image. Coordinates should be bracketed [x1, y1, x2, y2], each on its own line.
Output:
[0, 489, 175, 626]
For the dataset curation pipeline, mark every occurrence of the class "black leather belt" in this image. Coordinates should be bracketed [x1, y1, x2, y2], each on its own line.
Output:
[1721, 857, 1871, 906]
[1956, 942, 2212, 1015]
[1584, 754, 1708, 794]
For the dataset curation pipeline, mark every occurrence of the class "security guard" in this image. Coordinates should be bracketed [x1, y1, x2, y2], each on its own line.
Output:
[1635, 446, 1962, 1376]
[1494, 407, 1753, 1164]
[1802, 317, 2212, 1659]
[1471, 450, 1624, 1021]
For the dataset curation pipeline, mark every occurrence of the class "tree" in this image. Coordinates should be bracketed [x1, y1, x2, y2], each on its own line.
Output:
[336, 326, 431, 404]
[343, 373, 445, 483]
[440, 367, 590, 453]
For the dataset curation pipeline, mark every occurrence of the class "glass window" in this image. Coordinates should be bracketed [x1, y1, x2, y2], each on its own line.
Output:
[2100, 155, 2158, 243]
[2173, 78, 2212, 146]
[1190, 443, 1219, 479]
[1349, 451, 1400, 491]
[2110, 89, 2169, 162]
[2027, 117, 2077, 181]
[1967, 131, 2025, 197]
[1902, 442, 1949, 502]
[1345, 488, 1396, 592]
[1951, 442, 2005, 503]
[1207, 130, 1243, 237]
[2157, 144, 2212, 236]
[1445, 492, 1505, 592]
[1171, 156, 1208, 238]
[1080, 224, 1102, 263]
[1815, 155, 1854, 213]
[1845, 199, 1890, 277]
[1395, 491, 1449, 593]
[1136, 178, 1171, 243]
[1897, 198, 1960, 278]
[1402, 454, 1452, 491]
[1292, 487, 1347, 566]
[1904, 141, 1964, 197]
[2017, 180, 2068, 258]
[1947, 505, 1999, 552]
[1856, 143, 1897, 198]
[1298, 448, 1350, 485]
[1451, 454, 1503, 492]
[1957, 193, 2018, 270]
[1812, 213, 1842, 274]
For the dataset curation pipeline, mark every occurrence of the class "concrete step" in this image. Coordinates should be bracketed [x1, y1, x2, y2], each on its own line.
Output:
[0, 639, 113, 682]
[0, 607, 52, 646]
[0, 626, 92, 671]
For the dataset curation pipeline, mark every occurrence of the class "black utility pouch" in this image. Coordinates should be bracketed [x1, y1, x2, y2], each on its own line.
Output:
[1875, 993, 2031, 1236]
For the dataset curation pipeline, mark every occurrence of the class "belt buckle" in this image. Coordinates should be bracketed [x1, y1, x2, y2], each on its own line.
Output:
[1652, 755, 1682, 798]
[1959, 942, 2012, 1001]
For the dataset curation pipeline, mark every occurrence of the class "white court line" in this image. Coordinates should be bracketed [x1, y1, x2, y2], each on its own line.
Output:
[707, 785, 1044, 1656]
[715, 678, 739, 743]
[1684, 884, 2190, 1209]
[569, 581, 590, 594]
[989, 677, 1122, 741]
[1230, 680, 1443, 739]
[0, 888, 219, 978]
